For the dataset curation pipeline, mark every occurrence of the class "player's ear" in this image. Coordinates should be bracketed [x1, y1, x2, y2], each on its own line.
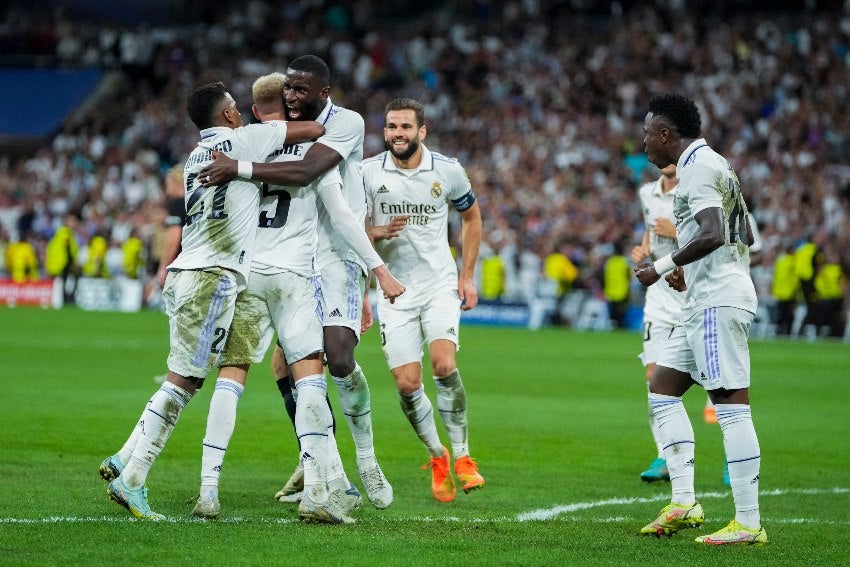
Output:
[419, 124, 427, 141]
[252, 104, 261, 121]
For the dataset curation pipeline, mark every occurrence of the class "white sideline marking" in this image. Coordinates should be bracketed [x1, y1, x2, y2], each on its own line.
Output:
[516, 487, 850, 521]
[1, 487, 846, 525]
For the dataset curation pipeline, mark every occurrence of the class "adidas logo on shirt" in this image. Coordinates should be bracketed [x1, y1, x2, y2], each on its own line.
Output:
[377, 185, 389, 193]
[447, 327, 456, 336]
[329, 308, 343, 318]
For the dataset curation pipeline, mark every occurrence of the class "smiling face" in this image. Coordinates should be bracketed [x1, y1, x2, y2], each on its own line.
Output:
[282, 69, 328, 121]
[384, 109, 425, 162]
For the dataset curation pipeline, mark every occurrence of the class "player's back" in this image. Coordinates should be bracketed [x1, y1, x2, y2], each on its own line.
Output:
[171, 122, 289, 285]
[252, 141, 321, 277]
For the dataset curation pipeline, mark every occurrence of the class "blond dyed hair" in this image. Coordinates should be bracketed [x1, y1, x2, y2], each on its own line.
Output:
[252, 72, 286, 107]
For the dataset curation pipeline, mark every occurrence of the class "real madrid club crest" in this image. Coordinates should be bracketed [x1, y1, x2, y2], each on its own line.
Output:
[430, 182, 442, 198]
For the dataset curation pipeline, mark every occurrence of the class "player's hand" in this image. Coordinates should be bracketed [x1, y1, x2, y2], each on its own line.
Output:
[634, 262, 661, 287]
[373, 265, 406, 304]
[665, 266, 687, 292]
[360, 294, 373, 334]
[630, 244, 650, 264]
[653, 217, 677, 239]
[371, 215, 409, 241]
[199, 152, 238, 186]
[458, 277, 478, 311]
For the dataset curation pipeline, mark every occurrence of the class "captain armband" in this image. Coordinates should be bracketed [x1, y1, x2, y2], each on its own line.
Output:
[451, 190, 476, 212]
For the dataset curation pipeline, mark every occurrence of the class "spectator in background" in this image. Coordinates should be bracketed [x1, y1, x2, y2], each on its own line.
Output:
[5, 232, 39, 282]
[122, 230, 145, 279]
[81, 232, 109, 278]
[794, 236, 820, 333]
[479, 247, 506, 301]
[770, 242, 799, 335]
[544, 239, 579, 325]
[1, 2, 849, 329]
[811, 244, 847, 338]
[603, 238, 631, 329]
[45, 213, 81, 301]
[45, 213, 80, 278]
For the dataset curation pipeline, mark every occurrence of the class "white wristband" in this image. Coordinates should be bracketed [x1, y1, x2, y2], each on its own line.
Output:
[652, 253, 677, 276]
[237, 160, 253, 179]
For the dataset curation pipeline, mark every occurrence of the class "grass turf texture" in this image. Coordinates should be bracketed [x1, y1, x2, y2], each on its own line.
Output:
[0, 307, 847, 566]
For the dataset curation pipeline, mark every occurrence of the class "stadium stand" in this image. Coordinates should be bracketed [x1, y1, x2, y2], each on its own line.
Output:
[0, 1, 847, 337]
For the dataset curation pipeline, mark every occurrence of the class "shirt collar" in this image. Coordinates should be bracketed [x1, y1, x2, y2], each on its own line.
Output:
[678, 138, 709, 169]
[652, 176, 676, 197]
[383, 144, 433, 172]
[316, 98, 336, 126]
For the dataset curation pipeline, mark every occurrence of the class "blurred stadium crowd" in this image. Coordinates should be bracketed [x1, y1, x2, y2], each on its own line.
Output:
[0, 1, 848, 336]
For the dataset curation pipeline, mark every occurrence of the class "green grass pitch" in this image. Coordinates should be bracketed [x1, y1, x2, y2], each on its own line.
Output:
[1, 307, 848, 566]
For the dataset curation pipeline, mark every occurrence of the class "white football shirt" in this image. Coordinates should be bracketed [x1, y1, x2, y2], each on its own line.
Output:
[364, 144, 473, 292]
[313, 99, 368, 272]
[172, 121, 289, 285]
[252, 138, 381, 276]
[674, 138, 757, 318]
[638, 176, 684, 325]
[251, 140, 332, 277]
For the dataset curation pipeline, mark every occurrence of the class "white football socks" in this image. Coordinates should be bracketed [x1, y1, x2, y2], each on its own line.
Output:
[649, 392, 695, 505]
[295, 375, 331, 503]
[647, 383, 664, 459]
[399, 386, 443, 457]
[434, 370, 469, 458]
[117, 396, 153, 467]
[332, 363, 376, 464]
[716, 404, 761, 528]
[122, 381, 193, 489]
[324, 424, 349, 494]
[199, 378, 244, 496]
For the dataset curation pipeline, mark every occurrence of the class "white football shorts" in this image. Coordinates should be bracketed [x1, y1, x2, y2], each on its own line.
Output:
[657, 306, 754, 390]
[218, 270, 324, 367]
[638, 317, 676, 366]
[320, 259, 366, 339]
[162, 268, 241, 379]
[377, 285, 461, 370]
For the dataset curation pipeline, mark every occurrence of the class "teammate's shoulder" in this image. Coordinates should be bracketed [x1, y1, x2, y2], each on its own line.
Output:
[362, 152, 388, 170]
[327, 105, 364, 125]
[236, 120, 279, 131]
[638, 180, 656, 196]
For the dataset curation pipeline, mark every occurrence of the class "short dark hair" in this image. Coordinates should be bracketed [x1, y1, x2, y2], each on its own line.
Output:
[648, 93, 701, 139]
[287, 55, 330, 85]
[385, 98, 425, 128]
[187, 81, 228, 130]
